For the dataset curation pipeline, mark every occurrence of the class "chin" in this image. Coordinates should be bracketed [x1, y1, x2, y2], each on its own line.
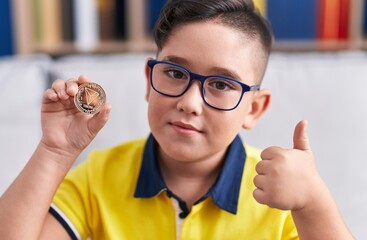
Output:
[159, 139, 205, 161]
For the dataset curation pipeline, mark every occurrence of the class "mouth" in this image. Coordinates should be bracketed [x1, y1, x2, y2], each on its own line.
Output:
[170, 121, 202, 134]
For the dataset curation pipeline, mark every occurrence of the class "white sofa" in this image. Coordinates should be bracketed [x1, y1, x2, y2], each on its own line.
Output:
[1, 52, 366, 238]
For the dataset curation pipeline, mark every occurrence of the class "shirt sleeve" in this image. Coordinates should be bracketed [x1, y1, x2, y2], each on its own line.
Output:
[51, 159, 92, 240]
[282, 212, 299, 240]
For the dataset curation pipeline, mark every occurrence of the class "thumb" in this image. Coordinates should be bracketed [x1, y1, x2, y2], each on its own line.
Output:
[293, 120, 311, 152]
[88, 103, 111, 136]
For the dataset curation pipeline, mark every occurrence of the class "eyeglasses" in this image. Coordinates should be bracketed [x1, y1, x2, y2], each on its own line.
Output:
[147, 60, 260, 111]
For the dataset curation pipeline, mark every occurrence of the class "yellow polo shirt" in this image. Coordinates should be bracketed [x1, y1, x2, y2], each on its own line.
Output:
[51, 135, 298, 239]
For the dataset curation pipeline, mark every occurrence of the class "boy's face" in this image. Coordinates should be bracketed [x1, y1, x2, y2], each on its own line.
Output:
[145, 21, 271, 163]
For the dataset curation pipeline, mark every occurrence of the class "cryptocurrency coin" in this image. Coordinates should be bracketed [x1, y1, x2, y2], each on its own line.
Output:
[74, 82, 106, 114]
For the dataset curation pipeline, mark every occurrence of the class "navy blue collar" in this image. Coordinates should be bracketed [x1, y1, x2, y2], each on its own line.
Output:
[134, 134, 246, 214]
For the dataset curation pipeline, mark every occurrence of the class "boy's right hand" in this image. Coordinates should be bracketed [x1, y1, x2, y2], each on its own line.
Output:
[40, 75, 111, 162]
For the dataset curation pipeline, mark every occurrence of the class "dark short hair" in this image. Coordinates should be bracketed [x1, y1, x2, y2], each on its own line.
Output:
[153, 0, 273, 54]
[152, 0, 274, 82]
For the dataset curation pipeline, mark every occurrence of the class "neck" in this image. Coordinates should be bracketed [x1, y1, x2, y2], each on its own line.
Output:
[158, 147, 226, 180]
[157, 147, 227, 209]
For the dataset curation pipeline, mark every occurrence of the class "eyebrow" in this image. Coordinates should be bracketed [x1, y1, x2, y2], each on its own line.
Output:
[162, 55, 189, 65]
[161, 55, 243, 81]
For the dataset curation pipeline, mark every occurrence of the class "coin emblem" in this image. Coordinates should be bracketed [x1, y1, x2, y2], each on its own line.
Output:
[74, 82, 106, 114]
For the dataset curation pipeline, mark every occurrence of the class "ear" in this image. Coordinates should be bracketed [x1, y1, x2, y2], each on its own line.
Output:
[145, 58, 153, 102]
[242, 89, 271, 130]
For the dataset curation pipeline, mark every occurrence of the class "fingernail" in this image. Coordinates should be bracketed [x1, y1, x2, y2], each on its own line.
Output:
[50, 92, 58, 99]
[69, 85, 78, 95]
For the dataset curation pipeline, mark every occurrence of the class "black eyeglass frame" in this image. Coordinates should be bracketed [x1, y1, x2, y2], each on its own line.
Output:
[147, 59, 261, 111]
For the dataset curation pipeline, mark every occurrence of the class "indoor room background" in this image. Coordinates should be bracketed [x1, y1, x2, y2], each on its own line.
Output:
[1, 0, 367, 238]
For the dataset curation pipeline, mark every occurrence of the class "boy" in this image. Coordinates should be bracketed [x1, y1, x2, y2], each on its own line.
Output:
[0, 0, 354, 239]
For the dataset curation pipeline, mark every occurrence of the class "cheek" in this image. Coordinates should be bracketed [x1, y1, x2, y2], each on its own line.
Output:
[147, 96, 161, 124]
[147, 93, 172, 126]
[205, 113, 243, 151]
[216, 108, 248, 134]
[209, 111, 245, 137]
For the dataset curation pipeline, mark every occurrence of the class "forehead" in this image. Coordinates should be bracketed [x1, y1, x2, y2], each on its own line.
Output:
[157, 21, 260, 85]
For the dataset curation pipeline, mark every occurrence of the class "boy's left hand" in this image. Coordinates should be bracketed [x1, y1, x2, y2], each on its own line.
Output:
[253, 120, 323, 211]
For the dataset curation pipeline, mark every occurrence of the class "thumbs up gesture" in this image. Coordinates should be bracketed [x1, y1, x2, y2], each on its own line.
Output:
[253, 120, 323, 210]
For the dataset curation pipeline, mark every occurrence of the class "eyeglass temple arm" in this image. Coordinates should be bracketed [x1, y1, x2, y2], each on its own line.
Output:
[250, 85, 261, 91]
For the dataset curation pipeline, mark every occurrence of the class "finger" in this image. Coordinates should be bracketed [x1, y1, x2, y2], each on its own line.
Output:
[253, 174, 266, 189]
[43, 88, 59, 103]
[255, 160, 269, 175]
[293, 120, 311, 152]
[65, 78, 79, 96]
[51, 79, 69, 100]
[87, 103, 112, 136]
[260, 146, 282, 160]
[253, 188, 267, 205]
[77, 75, 91, 84]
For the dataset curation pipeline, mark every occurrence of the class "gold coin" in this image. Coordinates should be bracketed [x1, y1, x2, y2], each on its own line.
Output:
[74, 82, 106, 114]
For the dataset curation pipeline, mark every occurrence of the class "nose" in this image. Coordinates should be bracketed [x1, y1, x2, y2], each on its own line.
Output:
[176, 81, 203, 115]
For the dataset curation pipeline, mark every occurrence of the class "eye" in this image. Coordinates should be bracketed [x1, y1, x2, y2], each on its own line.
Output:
[213, 81, 228, 90]
[208, 79, 234, 91]
[165, 69, 187, 80]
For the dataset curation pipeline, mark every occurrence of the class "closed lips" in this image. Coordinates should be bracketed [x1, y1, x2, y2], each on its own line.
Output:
[171, 121, 201, 132]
